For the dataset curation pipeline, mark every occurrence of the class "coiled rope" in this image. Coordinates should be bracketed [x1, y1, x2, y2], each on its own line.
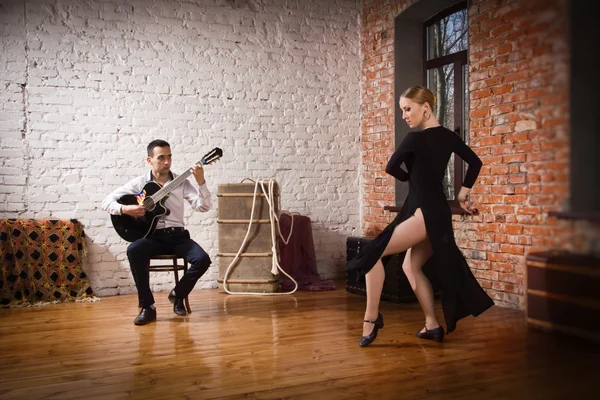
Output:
[222, 178, 298, 295]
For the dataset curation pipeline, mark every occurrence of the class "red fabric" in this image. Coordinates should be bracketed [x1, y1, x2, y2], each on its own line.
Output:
[277, 213, 336, 291]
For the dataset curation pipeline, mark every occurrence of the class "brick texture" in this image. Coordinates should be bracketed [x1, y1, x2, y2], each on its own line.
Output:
[361, 0, 599, 309]
[0, 0, 362, 296]
[2, 0, 598, 310]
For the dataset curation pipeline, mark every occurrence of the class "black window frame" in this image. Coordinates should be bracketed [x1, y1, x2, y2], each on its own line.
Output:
[549, 0, 600, 222]
[388, 0, 471, 215]
[423, 1, 469, 214]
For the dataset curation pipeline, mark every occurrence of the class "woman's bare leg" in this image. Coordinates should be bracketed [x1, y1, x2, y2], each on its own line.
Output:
[363, 209, 428, 336]
[363, 259, 385, 336]
[402, 238, 438, 331]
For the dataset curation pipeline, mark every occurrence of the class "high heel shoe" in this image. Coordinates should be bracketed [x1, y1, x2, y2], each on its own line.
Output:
[359, 313, 384, 347]
[416, 325, 444, 342]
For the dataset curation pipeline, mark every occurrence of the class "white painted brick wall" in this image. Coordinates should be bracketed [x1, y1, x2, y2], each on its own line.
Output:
[0, 0, 362, 297]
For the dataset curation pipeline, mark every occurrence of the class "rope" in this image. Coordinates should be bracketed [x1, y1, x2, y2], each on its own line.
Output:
[222, 178, 298, 295]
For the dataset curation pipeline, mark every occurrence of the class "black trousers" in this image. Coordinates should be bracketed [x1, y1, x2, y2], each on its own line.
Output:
[126, 229, 211, 308]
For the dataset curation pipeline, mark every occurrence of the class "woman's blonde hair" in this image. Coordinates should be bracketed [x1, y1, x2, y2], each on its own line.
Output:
[400, 85, 437, 108]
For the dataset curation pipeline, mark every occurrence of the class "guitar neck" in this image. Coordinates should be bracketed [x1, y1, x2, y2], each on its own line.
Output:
[150, 167, 195, 203]
[144, 146, 220, 206]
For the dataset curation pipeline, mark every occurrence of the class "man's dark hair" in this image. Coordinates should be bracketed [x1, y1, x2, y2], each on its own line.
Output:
[147, 139, 170, 156]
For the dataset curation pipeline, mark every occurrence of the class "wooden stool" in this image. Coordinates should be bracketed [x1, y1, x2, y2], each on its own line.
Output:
[148, 255, 191, 314]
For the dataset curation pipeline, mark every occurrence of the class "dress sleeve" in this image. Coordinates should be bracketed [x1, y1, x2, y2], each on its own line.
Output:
[451, 132, 482, 189]
[385, 132, 414, 182]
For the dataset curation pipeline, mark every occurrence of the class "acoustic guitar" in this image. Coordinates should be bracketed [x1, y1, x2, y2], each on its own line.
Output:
[111, 147, 223, 242]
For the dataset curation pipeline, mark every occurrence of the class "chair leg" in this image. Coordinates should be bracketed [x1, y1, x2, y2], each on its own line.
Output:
[171, 258, 187, 315]
[183, 260, 191, 314]
[184, 296, 191, 314]
[172, 257, 180, 287]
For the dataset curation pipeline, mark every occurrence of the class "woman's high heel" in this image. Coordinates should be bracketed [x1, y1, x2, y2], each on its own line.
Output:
[359, 313, 384, 347]
[416, 325, 444, 342]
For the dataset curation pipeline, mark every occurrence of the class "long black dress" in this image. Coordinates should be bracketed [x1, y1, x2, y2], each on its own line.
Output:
[348, 126, 494, 333]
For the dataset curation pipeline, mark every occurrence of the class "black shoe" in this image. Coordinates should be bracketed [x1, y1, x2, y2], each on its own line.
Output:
[168, 289, 187, 316]
[416, 325, 444, 342]
[134, 307, 156, 325]
[359, 313, 384, 347]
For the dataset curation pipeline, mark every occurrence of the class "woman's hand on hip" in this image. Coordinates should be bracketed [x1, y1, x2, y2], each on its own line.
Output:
[458, 187, 477, 215]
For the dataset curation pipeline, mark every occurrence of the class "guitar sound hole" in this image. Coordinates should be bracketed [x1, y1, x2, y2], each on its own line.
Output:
[143, 198, 155, 210]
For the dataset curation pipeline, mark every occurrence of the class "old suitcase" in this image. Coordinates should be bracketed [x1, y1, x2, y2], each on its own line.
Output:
[526, 251, 600, 343]
[216, 182, 280, 293]
[346, 236, 419, 303]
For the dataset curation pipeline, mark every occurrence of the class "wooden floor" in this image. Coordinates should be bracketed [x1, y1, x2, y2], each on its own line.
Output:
[0, 283, 597, 400]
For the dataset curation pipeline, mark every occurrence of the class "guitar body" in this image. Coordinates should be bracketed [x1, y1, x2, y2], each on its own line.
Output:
[109, 146, 223, 242]
[111, 181, 169, 242]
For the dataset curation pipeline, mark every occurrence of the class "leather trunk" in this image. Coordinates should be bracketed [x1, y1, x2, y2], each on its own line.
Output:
[345, 236, 419, 303]
[526, 251, 600, 343]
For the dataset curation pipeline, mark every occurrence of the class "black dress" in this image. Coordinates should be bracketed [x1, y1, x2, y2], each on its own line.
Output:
[348, 126, 494, 333]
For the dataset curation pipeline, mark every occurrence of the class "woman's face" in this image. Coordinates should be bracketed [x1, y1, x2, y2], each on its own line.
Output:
[399, 97, 426, 129]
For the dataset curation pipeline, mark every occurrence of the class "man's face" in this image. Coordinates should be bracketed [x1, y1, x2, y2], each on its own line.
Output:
[147, 146, 172, 176]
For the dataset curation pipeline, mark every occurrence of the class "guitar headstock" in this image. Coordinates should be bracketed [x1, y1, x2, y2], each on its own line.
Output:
[200, 147, 223, 165]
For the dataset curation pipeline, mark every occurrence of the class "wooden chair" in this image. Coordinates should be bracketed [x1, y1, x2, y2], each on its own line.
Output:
[148, 254, 191, 314]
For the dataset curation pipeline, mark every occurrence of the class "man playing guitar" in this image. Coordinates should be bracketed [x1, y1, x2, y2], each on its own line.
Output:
[101, 139, 213, 325]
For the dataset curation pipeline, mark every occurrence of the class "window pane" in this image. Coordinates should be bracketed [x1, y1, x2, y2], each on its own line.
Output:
[427, 66, 455, 200]
[462, 64, 469, 181]
[426, 9, 468, 60]
[463, 64, 469, 145]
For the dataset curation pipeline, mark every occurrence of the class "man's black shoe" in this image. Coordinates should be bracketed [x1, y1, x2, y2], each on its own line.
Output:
[168, 289, 187, 316]
[134, 307, 156, 325]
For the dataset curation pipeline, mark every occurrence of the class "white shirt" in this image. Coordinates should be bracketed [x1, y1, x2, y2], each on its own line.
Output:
[101, 170, 212, 229]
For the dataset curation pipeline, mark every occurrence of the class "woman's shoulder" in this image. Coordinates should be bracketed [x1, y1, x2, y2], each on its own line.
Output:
[426, 126, 461, 143]
[426, 125, 454, 134]
[408, 126, 453, 139]
[404, 126, 456, 145]
[410, 126, 453, 135]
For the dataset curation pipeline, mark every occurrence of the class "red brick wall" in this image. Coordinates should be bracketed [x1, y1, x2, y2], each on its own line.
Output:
[361, 0, 415, 235]
[360, 0, 600, 309]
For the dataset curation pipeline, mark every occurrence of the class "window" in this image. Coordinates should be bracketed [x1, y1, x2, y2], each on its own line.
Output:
[549, 0, 600, 221]
[393, 0, 470, 211]
[424, 2, 468, 209]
